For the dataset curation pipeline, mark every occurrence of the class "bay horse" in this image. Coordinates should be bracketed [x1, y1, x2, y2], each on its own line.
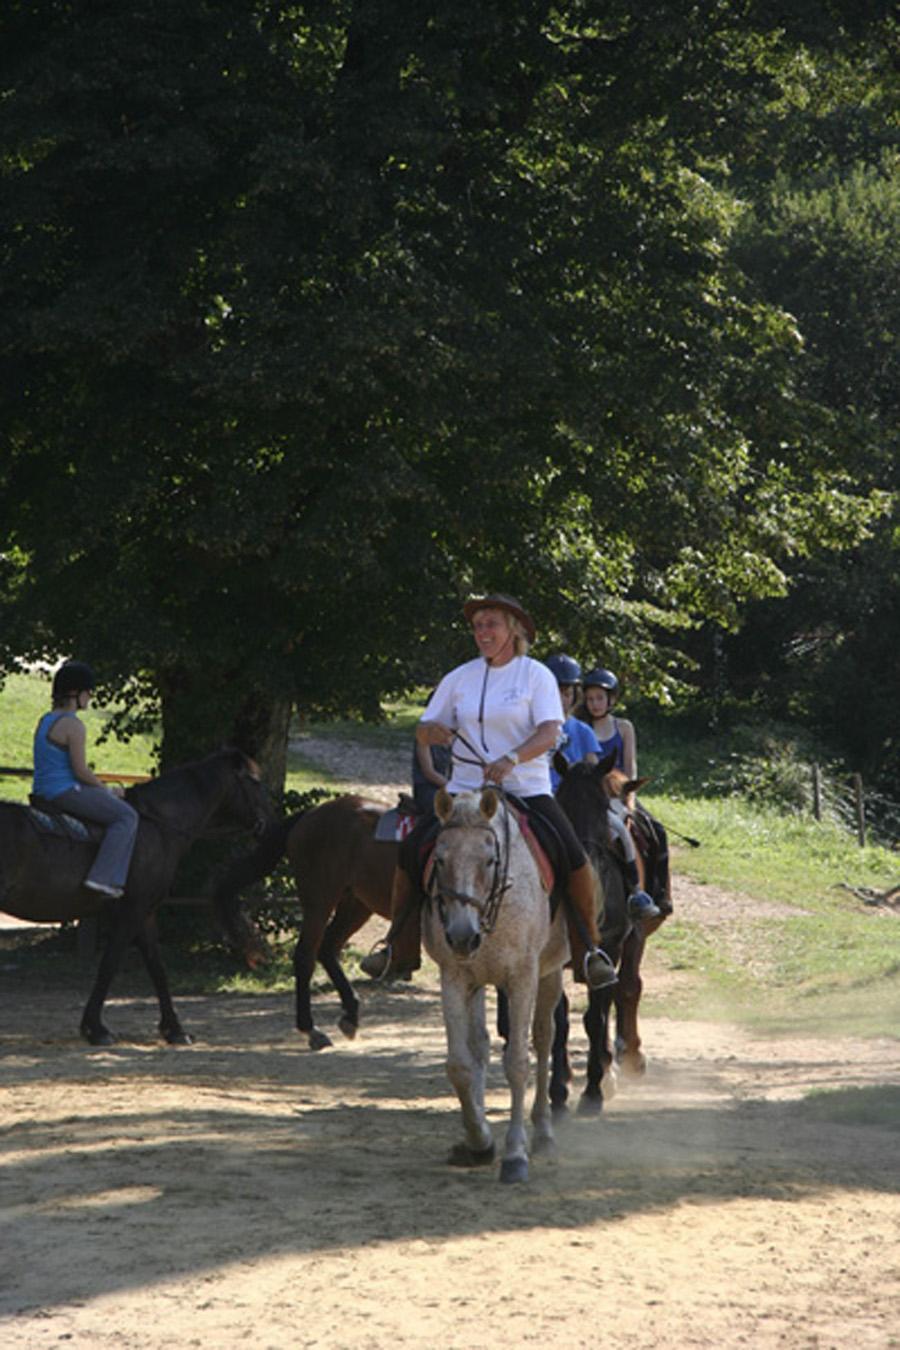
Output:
[214, 794, 398, 1050]
[551, 753, 670, 1110]
[0, 749, 272, 1045]
[426, 787, 568, 1183]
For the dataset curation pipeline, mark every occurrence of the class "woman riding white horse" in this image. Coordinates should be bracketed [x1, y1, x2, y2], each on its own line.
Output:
[361, 593, 617, 990]
[426, 784, 568, 1182]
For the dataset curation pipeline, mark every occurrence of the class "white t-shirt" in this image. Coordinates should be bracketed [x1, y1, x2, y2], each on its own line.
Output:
[421, 655, 562, 797]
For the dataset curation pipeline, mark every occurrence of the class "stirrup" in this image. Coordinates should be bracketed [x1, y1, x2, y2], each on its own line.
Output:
[584, 948, 618, 991]
[360, 941, 393, 982]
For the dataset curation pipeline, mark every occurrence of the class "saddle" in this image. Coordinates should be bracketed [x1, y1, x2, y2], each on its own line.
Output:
[373, 794, 421, 843]
[26, 795, 100, 844]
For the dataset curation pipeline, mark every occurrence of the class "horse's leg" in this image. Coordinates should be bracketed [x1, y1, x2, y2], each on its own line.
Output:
[531, 967, 563, 1157]
[317, 893, 371, 1040]
[496, 985, 509, 1043]
[443, 979, 495, 1168]
[293, 894, 337, 1051]
[579, 987, 616, 1113]
[549, 989, 572, 1113]
[131, 916, 192, 1046]
[499, 973, 537, 1184]
[616, 912, 666, 1075]
[79, 910, 143, 1045]
[615, 926, 647, 1075]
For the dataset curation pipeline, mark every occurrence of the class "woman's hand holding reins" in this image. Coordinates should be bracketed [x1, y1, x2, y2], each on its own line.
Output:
[483, 755, 516, 786]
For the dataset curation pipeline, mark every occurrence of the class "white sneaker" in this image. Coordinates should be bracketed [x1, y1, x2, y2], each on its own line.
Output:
[84, 879, 124, 900]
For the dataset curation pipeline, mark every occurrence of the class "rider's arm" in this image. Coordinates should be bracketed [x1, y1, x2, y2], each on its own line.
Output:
[55, 718, 108, 789]
[619, 718, 638, 781]
[619, 719, 638, 810]
[415, 738, 448, 787]
[483, 720, 561, 785]
[416, 720, 454, 747]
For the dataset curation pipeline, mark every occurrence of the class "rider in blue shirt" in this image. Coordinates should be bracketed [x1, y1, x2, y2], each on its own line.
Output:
[543, 654, 601, 792]
[32, 662, 139, 899]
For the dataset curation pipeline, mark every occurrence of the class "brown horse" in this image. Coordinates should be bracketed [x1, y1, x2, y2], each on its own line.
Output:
[215, 795, 398, 1050]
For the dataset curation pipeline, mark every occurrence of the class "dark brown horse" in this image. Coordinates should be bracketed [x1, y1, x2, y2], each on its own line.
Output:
[0, 750, 272, 1045]
[551, 755, 670, 1110]
[215, 794, 398, 1050]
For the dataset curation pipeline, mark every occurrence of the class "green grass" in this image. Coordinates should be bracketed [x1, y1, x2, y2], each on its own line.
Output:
[638, 788, 900, 1036]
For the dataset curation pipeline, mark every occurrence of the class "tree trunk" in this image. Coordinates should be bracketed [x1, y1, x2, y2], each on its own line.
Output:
[158, 667, 291, 801]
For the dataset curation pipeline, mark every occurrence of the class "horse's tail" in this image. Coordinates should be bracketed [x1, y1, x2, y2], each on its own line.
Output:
[212, 811, 305, 966]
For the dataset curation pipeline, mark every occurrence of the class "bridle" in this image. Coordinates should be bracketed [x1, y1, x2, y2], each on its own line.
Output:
[429, 786, 514, 936]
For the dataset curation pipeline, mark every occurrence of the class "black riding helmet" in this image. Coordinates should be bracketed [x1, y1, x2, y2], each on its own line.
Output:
[544, 653, 582, 686]
[52, 661, 96, 702]
[582, 667, 619, 698]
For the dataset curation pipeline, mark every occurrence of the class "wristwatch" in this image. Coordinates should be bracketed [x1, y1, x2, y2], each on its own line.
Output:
[505, 750, 519, 765]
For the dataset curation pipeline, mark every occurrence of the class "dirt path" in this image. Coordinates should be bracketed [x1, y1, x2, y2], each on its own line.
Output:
[2, 746, 899, 1349]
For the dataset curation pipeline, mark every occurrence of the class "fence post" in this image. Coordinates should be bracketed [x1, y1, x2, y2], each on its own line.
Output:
[852, 772, 866, 847]
[812, 763, 822, 821]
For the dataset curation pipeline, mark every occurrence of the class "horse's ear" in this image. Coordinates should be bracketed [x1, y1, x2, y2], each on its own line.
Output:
[435, 788, 454, 822]
[480, 787, 499, 819]
[596, 749, 618, 777]
[552, 750, 569, 778]
[623, 776, 649, 797]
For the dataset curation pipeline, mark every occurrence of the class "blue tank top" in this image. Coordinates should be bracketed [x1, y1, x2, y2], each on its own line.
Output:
[33, 711, 79, 799]
[594, 718, 625, 769]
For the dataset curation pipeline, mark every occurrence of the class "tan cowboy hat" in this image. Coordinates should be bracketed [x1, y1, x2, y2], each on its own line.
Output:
[462, 593, 536, 642]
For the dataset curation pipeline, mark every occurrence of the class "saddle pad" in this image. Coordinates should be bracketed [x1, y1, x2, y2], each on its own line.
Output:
[27, 807, 93, 842]
[511, 809, 555, 894]
[373, 808, 418, 843]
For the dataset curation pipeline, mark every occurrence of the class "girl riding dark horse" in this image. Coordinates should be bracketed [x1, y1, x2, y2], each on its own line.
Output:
[1, 749, 272, 1045]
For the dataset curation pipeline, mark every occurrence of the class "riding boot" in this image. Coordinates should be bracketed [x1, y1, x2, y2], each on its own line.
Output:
[565, 861, 617, 991]
[360, 866, 422, 980]
[623, 859, 661, 922]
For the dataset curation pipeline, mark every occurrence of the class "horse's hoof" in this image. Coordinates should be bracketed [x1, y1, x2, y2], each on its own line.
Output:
[577, 1090, 604, 1116]
[531, 1134, 557, 1159]
[162, 1028, 194, 1046]
[550, 1098, 569, 1118]
[81, 1024, 116, 1047]
[447, 1141, 496, 1168]
[306, 1028, 333, 1051]
[499, 1156, 529, 1184]
[337, 1015, 358, 1040]
[618, 1051, 647, 1077]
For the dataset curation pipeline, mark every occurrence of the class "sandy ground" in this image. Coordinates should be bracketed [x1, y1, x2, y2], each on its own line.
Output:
[2, 743, 899, 1349]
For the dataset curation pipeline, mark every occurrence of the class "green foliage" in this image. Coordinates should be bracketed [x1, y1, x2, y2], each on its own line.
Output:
[1, 1, 894, 780]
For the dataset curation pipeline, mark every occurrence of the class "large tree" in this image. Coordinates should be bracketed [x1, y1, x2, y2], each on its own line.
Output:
[0, 2, 890, 783]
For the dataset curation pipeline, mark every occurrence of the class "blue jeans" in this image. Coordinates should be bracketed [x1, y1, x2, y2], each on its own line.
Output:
[52, 785, 139, 890]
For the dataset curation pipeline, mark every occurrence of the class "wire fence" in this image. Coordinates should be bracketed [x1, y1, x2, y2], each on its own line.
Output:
[812, 764, 900, 851]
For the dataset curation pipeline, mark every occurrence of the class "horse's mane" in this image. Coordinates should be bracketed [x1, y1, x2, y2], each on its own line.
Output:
[126, 748, 251, 808]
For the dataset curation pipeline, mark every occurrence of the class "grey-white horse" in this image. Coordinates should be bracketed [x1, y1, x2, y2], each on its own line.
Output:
[424, 787, 570, 1183]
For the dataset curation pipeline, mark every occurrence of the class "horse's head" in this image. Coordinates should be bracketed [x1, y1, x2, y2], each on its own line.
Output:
[555, 757, 615, 840]
[603, 767, 649, 804]
[431, 789, 507, 957]
[216, 749, 275, 837]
